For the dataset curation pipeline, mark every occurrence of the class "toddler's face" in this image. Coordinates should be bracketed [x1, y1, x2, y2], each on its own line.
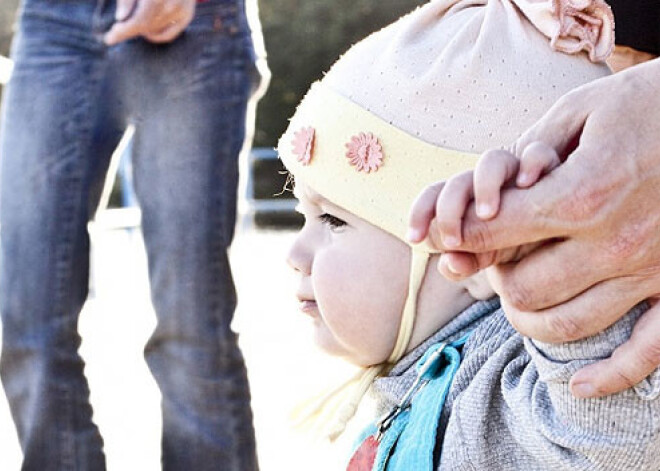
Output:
[287, 183, 411, 367]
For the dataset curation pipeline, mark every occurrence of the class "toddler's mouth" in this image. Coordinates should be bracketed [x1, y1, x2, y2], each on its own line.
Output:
[298, 298, 318, 315]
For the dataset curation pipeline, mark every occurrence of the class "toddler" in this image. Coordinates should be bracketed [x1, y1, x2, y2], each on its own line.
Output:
[278, 0, 660, 469]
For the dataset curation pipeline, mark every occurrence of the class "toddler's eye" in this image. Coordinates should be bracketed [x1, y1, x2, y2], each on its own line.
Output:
[319, 213, 347, 230]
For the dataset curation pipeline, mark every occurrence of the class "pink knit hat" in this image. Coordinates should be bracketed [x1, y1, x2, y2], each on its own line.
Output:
[280, 0, 613, 246]
[322, 0, 613, 153]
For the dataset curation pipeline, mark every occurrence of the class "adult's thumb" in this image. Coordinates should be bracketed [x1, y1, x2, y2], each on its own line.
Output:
[104, 22, 140, 45]
[570, 303, 660, 398]
[514, 88, 590, 161]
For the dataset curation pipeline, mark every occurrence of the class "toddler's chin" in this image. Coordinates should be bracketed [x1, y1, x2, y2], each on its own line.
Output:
[313, 327, 344, 357]
[312, 325, 389, 367]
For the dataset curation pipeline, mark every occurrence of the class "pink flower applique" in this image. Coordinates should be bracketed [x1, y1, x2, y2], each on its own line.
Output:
[291, 126, 315, 165]
[551, 0, 614, 62]
[345, 132, 383, 173]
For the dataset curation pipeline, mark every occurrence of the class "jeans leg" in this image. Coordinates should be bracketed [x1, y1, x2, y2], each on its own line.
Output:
[123, 3, 259, 470]
[0, 6, 123, 469]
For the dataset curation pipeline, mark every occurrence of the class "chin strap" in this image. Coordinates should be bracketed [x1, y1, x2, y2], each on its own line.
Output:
[387, 249, 431, 363]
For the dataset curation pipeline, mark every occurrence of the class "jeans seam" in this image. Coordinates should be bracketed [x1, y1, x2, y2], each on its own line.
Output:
[51, 54, 104, 471]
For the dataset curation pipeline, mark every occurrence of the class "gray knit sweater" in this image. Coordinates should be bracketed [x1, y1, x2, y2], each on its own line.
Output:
[372, 298, 660, 470]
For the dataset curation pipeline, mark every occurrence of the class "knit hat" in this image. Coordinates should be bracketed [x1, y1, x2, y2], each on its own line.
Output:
[279, 0, 613, 438]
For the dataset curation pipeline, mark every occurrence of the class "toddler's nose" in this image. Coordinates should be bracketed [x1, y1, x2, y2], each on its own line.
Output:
[286, 234, 311, 276]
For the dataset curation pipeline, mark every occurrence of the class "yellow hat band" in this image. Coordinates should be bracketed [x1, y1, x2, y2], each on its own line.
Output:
[278, 82, 480, 248]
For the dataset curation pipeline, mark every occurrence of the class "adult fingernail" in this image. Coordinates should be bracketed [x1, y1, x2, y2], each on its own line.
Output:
[571, 382, 597, 398]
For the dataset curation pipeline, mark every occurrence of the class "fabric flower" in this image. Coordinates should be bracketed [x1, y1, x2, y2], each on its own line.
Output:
[550, 0, 614, 62]
[291, 126, 315, 165]
[345, 132, 383, 173]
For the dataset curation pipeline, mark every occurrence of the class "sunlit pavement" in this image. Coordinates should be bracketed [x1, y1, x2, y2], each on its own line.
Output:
[0, 220, 359, 470]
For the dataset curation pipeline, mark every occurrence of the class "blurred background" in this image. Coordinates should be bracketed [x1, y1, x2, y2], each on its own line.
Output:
[0, 1, 423, 469]
[0, 0, 425, 172]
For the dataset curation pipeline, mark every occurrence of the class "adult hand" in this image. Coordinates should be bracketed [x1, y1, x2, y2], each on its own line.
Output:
[408, 57, 660, 398]
[104, 0, 197, 45]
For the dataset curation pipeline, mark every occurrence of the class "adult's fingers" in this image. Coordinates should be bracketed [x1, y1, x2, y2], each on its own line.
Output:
[487, 238, 608, 312]
[514, 88, 590, 161]
[456, 164, 575, 253]
[570, 302, 660, 398]
[412, 150, 593, 254]
[144, 14, 190, 43]
[450, 87, 592, 253]
[473, 149, 519, 219]
[115, 0, 139, 22]
[104, 14, 145, 45]
[104, 0, 193, 45]
[104, 0, 164, 45]
[498, 274, 649, 343]
[144, 23, 182, 44]
[408, 181, 445, 244]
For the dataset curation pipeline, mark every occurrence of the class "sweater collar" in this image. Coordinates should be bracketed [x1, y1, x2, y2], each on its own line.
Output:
[372, 297, 500, 406]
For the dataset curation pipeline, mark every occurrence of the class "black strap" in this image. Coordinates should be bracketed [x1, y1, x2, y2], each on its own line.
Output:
[608, 0, 660, 55]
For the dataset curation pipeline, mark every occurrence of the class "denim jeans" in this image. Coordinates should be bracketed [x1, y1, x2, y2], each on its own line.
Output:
[0, 0, 261, 469]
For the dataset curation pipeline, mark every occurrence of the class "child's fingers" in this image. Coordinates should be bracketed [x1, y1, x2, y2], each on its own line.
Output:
[473, 149, 520, 220]
[407, 181, 445, 244]
[438, 250, 510, 280]
[517, 141, 561, 187]
[434, 170, 474, 248]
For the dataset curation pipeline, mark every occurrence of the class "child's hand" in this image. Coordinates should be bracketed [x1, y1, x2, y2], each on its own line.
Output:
[476, 142, 562, 219]
[408, 142, 560, 277]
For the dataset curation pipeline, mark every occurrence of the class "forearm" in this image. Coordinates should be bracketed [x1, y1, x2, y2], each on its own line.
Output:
[439, 307, 660, 469]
